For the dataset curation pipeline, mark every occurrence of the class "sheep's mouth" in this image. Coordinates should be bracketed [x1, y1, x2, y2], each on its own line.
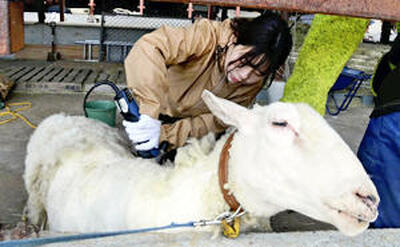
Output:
[327, 205, 373, 223]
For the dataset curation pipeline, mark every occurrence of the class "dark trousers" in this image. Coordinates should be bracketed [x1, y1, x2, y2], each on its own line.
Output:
[358, 112, 400, 228]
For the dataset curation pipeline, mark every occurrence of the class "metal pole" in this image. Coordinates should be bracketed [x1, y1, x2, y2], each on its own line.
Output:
[36, 0, 46, 23]
[187, 2, 193, 19]
[60, 0, 65, 22]
[99, 10, 106, 61]
[89, 0, 96, 16]
[207, 5, 216, 19]
[138, 0, 145, 15]
[235, 6, 240, 17]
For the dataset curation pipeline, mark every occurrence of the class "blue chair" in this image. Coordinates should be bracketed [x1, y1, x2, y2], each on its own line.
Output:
[326, 67, 371, 116]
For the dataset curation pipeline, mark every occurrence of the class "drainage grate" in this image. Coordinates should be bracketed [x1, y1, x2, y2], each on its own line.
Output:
[0, 65, 126, 93]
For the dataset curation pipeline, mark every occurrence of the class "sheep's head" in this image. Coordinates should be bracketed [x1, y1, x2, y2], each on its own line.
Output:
[202, 90, 379, 236]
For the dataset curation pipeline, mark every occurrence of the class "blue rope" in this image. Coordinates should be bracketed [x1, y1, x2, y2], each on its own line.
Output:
[0, 221, 195, 247]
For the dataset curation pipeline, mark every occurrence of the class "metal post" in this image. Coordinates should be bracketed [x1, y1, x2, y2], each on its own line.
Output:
[83, 44, 87, 60]
[106, 44, 110, 61]
[187, 3, 193, 19]
[87, 0, 96, 22]
[235, 6, 240, 17]
[138, 0, 145, 15]
[88, 44, 92, 60]
[281, 11, 290, 81]
[207, 5, 215, 19]
[88, 0, 96, 16]
[221, 7, 227, 21]
[36, 0, 46, 23]
[99, 11, 105, 61]
[59, 0, 65, 22]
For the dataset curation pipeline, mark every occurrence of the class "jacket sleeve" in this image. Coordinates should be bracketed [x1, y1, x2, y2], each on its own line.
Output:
[124, 19, 216, 118]
[160, 113, 228, 149]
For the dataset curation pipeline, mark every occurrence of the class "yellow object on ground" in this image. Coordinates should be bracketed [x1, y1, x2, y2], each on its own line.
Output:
[222, 217, 241, 239]
[281, 15, 369, 115]
[0, 102, 37, 128]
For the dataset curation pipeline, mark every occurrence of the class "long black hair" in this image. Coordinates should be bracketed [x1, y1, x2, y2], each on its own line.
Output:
[229, 11, 293, 86]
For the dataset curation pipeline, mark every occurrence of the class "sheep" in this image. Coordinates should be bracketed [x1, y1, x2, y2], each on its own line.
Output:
[24, 90, 379, 237]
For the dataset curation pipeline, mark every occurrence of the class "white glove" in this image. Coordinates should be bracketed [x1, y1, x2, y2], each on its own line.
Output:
[122, 115, 161, 151]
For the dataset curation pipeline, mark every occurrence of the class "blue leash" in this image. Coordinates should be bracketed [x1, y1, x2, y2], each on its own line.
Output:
[0, 221, 195, 247]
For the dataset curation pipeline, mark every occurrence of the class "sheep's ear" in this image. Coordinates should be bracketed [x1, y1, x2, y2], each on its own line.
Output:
[202, 90, 251, 128]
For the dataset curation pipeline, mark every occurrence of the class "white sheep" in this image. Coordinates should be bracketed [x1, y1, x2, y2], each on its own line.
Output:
[24, 91, 379, 237]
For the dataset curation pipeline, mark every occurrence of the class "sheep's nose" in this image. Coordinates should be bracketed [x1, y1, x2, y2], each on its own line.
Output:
[366, 195, 378, 204]
[355, 192, 379, 209]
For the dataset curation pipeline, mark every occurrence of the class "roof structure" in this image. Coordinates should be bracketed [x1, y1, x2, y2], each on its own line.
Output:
[150, 0, 400, 21]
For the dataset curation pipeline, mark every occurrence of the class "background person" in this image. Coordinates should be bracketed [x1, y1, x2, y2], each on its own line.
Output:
[357, 35, 400, 228]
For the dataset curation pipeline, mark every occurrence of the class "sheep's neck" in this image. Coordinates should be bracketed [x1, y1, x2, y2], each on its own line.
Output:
[226, 134, 285, 217]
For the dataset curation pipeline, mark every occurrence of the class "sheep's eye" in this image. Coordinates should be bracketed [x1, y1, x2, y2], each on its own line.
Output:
[272, 121, 288, 127]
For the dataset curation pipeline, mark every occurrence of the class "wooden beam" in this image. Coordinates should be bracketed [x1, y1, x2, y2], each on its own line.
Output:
[9, 2, 25, 53]
[149, 0, 400, 21]
[0, 0, 10, 55]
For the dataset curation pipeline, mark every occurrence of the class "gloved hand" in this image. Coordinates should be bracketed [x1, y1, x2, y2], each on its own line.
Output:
[122, 114, 161, 151]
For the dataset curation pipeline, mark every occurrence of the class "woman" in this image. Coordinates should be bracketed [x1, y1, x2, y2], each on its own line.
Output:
[123, 11, 293, 159]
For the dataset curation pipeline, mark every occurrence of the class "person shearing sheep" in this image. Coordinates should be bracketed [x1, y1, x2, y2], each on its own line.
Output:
[123, 11, 293, 160]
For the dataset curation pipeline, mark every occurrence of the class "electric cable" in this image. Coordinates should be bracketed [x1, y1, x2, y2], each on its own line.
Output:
[0, 102, 37, 129]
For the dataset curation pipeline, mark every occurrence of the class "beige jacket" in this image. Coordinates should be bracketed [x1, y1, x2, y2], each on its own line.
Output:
[124, 18, 265, 149]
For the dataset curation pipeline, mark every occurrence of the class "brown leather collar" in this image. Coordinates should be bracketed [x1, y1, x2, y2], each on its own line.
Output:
[218, 132, 243, 212]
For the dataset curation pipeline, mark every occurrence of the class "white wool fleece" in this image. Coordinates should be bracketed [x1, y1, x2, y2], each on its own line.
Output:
[24, 114, 231, 232]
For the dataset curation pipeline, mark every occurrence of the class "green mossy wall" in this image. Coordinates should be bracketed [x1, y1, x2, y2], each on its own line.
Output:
[281, 15, 369, 115]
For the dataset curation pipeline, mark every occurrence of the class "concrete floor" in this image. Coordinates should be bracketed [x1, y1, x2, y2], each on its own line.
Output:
[38, 229, 400, 247]
[0, 93, 87, 225]
[1, 91, 399, 246]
